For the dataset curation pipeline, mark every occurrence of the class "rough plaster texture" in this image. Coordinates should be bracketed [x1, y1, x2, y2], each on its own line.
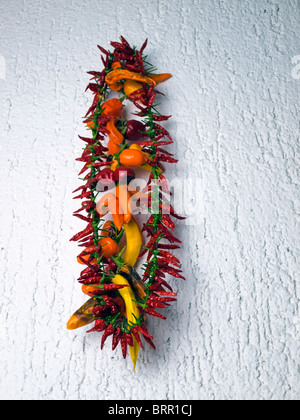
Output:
[0, 0, 299, 401]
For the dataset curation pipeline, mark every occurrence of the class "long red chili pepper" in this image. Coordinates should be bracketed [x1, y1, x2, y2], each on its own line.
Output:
[67, 36, 186, 370]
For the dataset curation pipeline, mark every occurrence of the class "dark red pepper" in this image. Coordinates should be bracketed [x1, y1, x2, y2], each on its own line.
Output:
[126, 120, 146, 141]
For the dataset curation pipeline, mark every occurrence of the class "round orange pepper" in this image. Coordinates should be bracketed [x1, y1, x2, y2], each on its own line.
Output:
[120, 149, 145, 167]
[99, 237, 119, 258]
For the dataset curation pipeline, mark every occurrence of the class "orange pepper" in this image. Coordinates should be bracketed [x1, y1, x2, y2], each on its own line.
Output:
[100, 220, 116, 237]
[148, 73, 172, 84]
[82, 285, 100, 297]
[124, 79, 143, 96]
[87, 120, 95, 129]
[99, 236, 119, 258]
[111, 158, 119, 172]
[128, 188, 149, 200]
[107, 140, 121, 155]
[77, 246, 98, 265]
[115, 185, 133, 224]
[106, 69, 157, 91]
[67, 298, 95, 330]
[106, 119, 124, 145]
[96, 193, 124, 231]
[120, 149, 145, 167]
[112, 61, 122, 70]
[102, 98, 123, 119]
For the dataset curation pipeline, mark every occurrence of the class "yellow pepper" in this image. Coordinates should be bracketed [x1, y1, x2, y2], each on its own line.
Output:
[112, 274, 141, 371]
[124, 79, 143, 96]
[122, 217, 143, 267]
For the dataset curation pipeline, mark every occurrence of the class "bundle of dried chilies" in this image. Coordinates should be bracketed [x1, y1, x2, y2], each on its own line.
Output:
[67, 36, 185, 370]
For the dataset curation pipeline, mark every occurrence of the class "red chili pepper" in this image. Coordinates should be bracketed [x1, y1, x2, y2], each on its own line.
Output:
[73, 191, 92, 200]
[140, 38, 148, 55]
[158, 155, 178, 164]
[73, 214, 92, 223]
[87, 319, 107, 333]
[147, 300, 167, 309]
[110, 41, 127, 50]
[152, 115, 172, 122]
[126, 333, 134, 347]
[121, 333, 128, 359]
[97, 45, 109, 56]
[156, 291, 177, 297]
[70, 224, 94, 242]
[85, 83, 99, 93]
[78, 135, 96, 145]
[101, 325, 115, 349]
[124, 63, 144, 74]
[120, 36, 131, 49]
[153, 277, 174, 292]
[159, 250, 180, 264]
[157, 257, 181, 268]
[143, 335, 156, 350]
[77, 240, 96, 248]
[131, 327, 143, 349]
[78, 163, 90, 176]
[92, 305, 107, 316]
[162, 214, 175, 230]
[112, 327, 122, 350]
[114, 52, 135, 61]
[144, 307, 166, 320]
[158, 224, 182, 244]
[149, 294, 177, 303]
[136, 324, 153, 339]
[159, 267, 186, 280]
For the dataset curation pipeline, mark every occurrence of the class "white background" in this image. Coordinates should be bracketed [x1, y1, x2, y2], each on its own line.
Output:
[0, 0, 299, 400]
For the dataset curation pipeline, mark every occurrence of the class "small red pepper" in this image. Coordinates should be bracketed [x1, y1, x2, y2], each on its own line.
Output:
[101, 324, 115, 349]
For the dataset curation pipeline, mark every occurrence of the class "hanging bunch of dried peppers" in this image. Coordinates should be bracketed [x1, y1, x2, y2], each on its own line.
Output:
[67, 36, 185, 370]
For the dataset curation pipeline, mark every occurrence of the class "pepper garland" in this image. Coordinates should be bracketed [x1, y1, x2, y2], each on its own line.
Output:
[67, 36, 185, 370]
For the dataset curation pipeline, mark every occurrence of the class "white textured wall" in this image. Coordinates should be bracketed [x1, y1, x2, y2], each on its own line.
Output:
[0, 0, 299, 401]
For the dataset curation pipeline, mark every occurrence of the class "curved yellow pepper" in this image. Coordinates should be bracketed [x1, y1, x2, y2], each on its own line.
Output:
[122, 217, 143, 267]
[113, 274, 141, 371]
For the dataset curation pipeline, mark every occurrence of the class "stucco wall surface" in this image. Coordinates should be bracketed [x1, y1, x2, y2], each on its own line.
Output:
[0, 0, 299, 400]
